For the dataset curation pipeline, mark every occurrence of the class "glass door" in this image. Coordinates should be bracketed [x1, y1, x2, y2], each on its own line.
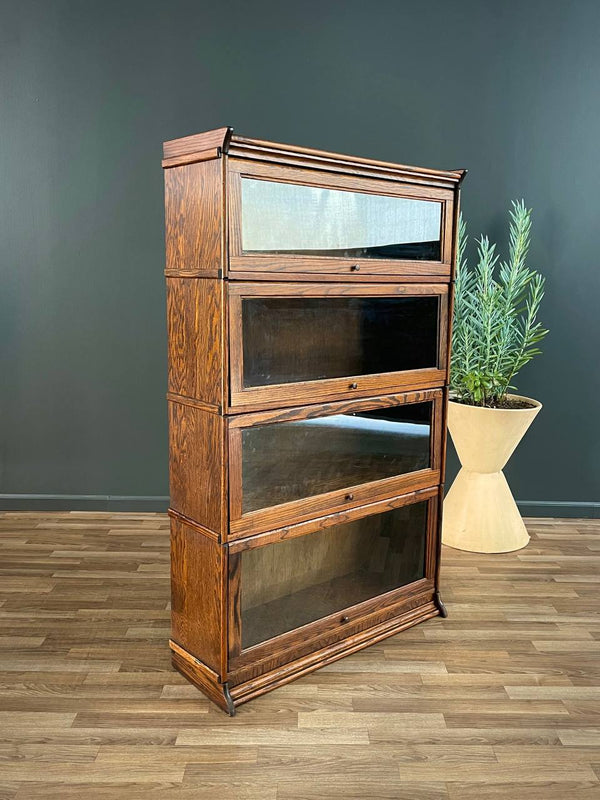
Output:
[241, 178, 442, 261]
[228, 390, 443, 538]
[227, 489, 438, 661]
[227, 160, 454, 278]
[229, 283, 448, 410]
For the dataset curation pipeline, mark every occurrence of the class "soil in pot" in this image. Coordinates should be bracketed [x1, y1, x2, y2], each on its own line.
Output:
[450, 397, 536, 410]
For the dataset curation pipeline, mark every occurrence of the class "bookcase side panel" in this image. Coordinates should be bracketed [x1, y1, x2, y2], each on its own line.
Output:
[166, 277, 224, 408]
[170, 516, 226, 676]
[168, 400, 226, 535]
[164, 158, 223, 274]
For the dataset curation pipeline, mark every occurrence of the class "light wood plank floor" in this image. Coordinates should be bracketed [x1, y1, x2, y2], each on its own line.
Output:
[0, 512, 599, 799]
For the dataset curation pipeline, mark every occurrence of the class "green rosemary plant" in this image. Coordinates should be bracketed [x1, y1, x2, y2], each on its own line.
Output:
[450, 200, 548, 407]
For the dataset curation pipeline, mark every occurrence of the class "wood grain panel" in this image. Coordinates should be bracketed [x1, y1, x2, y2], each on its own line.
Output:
[228, 282, 448, 297]
[164, 159, 222, 273]
[228, 270, 450, 284]
[170, 517, 225, 676]
[229, 255, 451, 278]
[166, 277, 223, 406]
[168, 400, 225, 534]
[229, 371, 447, 415]
[229, 487, 439, 554]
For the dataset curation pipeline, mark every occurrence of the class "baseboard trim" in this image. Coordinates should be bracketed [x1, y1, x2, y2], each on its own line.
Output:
[0, 495, 597, 518]
[0, 494, 170, 512]
[517, 501, 600, 519]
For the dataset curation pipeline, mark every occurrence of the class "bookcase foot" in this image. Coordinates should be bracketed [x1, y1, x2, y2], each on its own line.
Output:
[434, 590, 448, 618]
[223, 683, 236, 717]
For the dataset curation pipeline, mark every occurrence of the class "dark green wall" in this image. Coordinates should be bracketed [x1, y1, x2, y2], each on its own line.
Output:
[1, 0, 598, 512]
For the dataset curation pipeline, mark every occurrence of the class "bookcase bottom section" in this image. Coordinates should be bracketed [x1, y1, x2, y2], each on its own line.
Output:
[170, 599, 440, 715]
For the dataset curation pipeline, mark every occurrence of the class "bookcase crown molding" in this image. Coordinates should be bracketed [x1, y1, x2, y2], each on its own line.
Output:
[162, 126, 467, 189]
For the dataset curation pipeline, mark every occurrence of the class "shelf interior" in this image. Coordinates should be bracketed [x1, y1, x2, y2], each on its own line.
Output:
[241, 500, 428, 648]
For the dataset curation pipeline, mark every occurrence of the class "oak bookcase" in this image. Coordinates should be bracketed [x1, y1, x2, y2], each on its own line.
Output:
[162, 127, 465, 714]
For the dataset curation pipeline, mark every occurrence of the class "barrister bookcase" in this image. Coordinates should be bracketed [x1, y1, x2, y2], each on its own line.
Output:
[162, 127, 466, 714]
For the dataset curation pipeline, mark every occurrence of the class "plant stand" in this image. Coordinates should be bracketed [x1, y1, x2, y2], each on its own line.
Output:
[442, 396, 541, 553]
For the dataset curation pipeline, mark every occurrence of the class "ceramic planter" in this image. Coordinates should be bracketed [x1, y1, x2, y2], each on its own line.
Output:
[442, 395, 542, 553]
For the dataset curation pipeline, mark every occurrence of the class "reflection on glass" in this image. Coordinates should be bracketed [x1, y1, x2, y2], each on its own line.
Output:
[241, 403, 431, 514]
[241, 501, 428, 648]
[241, 178, 442, 260]
[242, 296, 439, 388]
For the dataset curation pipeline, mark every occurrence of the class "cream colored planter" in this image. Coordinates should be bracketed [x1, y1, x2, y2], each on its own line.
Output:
[442, 395, 542, 553]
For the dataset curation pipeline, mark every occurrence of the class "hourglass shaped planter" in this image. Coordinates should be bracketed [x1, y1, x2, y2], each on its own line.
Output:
[442, 395, 542, 553]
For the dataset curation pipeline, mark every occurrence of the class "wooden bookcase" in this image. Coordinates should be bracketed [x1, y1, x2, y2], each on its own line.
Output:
[162, 127, 465, 714]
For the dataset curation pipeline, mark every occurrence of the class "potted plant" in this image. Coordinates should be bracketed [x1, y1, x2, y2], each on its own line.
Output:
[442, 200, 549, 553]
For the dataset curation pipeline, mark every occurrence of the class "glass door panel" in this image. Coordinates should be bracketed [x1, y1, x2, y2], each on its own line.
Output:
[241, 402, 432, 514]
[240, 178, 442, 261]
[242, 295, 439, 388]
[229, 284, 448, 410]
[240, 501, 429, 648]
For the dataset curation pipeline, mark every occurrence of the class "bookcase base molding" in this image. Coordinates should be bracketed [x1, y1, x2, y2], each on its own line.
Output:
[171, 599, 441, 716]
[162, 127, 464, 713]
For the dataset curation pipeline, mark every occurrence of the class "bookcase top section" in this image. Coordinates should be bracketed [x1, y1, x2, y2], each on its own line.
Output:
[162, 127, 466, 189]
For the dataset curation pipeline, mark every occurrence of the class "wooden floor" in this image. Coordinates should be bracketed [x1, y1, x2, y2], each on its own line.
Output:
[0, 513, 599, 799]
